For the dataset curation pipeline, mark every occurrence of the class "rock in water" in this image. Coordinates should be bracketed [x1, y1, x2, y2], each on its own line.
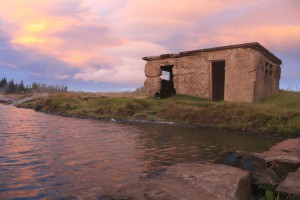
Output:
[215, 151, 281, 186]
[255, 138, 300, 180]
[215, 151, 267, 171]
[34, 105, 43, 111]
[120, 163, 251, 200]
[276, 167, 300, 197]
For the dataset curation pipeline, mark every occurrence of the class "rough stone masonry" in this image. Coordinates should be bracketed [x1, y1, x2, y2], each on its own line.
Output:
[143, 42, 282, 102]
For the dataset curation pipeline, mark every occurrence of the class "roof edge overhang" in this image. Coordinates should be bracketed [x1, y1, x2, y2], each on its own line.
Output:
[142, 42, 282, 65]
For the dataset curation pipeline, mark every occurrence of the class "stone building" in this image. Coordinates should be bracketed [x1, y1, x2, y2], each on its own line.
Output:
[143, 42, 281, 102]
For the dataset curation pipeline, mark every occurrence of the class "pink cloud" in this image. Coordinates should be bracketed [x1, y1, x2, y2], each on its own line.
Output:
[0, 0, 299, 89]
[182, 25, 300, 51]
[74, 41, 169, 84]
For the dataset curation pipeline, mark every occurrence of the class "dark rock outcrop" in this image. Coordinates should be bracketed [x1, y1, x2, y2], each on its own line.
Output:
[215, 151, 281, 186]
[216, 137, 300, 196]
[34, 105, 43, 111]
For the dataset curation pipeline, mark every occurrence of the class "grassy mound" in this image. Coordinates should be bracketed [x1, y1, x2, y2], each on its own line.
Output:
[17, 90, 300, 136]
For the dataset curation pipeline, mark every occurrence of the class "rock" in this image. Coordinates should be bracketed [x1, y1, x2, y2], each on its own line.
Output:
[0, 98, 9, 104]
[255, 138, 300, 179]
[34, 105, 43, 111]
[119, 163, 252, 200]
[276, 167, 300, 197]
[265, 156, 299, 180]
[144, 60, 162, 77]
[215, 151, 281, 186]
[97, 195, 133, 200]
[144, 77, 161, 97]
[215, 151, 267, 171]
[144, 168, 167, 179]
[270, 138, 300, 155]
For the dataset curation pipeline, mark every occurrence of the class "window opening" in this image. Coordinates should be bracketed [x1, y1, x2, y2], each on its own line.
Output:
[155, 65, 176, 98]
[161, 70, 170, 81]
[265, 62, 274, 77]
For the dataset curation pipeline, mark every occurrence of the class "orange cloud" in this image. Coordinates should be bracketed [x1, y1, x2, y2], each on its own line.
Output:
[25, 21, 47, 32]
[0, 0, 299, 87]
[12, 37, 45, 44]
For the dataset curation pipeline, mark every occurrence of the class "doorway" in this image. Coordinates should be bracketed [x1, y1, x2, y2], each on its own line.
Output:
[156, 65, 176, 98]
[211, 61, 225, 101]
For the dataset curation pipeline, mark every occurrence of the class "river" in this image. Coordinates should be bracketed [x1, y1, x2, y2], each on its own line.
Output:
[0, 104, 280, 199]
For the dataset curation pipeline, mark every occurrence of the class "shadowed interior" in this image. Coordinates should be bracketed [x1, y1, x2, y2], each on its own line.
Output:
[212, 61, 225, 101]
[156, 65, 176, 98]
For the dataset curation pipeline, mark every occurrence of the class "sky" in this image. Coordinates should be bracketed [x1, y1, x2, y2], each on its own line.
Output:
[0, 0, 299, 92]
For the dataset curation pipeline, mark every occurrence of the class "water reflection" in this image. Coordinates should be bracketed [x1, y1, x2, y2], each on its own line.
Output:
[0, 104, 279, 199]
[134, 125, 278, 170]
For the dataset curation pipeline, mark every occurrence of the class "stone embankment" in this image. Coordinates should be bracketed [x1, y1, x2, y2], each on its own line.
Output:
[101, 138, 299, 200]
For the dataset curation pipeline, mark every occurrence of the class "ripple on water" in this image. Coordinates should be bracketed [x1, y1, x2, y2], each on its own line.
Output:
[0, 104, 280, 199]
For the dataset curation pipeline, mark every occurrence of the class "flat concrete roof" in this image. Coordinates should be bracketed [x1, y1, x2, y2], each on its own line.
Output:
[142, 42, 282, 64]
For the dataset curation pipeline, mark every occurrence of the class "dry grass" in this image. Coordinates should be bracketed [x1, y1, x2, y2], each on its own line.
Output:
[17, 90, 300, 136]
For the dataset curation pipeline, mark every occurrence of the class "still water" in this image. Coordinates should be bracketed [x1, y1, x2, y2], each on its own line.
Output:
[0, 104, 279, 199]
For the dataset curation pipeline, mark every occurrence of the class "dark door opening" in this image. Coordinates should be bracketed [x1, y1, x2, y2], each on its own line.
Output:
[211, 61, 225, 101]
[156, 65, 176, 98]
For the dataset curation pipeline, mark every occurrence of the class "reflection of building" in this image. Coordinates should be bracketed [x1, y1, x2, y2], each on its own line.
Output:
[143, 42, 281, 102]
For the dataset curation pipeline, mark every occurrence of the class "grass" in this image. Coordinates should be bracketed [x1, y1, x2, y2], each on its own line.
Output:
[16, 90, 300, 136]
[250, 184, 300, 200]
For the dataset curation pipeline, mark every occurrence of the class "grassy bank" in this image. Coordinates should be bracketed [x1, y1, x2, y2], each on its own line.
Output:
[16, 90, 300, 136]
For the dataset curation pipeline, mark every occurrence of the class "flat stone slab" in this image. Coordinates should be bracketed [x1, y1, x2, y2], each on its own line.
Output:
[257, 138, 300, 159]
[276, 167, 300, 197]
[255, 138, 300, 179]
[271, 138, 300, 152]
[119, 163, 251, 200]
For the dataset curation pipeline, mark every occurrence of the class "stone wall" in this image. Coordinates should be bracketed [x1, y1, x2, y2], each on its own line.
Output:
[144, 54, 211, 98]
[252, 49, 281, 100]
[173, 54, 210, 98]
[223, 48, 256, 102]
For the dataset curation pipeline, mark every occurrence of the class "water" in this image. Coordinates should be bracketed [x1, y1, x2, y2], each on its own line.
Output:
[0, 104, 280, 199]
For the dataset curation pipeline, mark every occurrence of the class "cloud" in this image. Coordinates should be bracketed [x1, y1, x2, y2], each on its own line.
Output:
[106, 0, 258, 42]
[0, 23, 78, 83]
[0, 0, 299, 90]
[74, 41, 169, 84]
[182, 25, 300, 51]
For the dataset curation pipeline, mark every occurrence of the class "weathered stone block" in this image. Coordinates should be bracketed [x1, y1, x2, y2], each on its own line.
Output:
[276, 167, 300, 197]
[144, 61, 161, 77]
[144, 77, 161, 97]
[120, 163, 252, 200]
[255, 138, 300, 179]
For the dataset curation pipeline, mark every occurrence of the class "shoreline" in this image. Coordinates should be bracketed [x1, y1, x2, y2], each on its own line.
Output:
[14, 105, 291, 140]
[1, 91, 299, 137]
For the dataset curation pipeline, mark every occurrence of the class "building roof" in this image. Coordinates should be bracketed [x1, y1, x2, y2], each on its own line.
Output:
[142, 42, 282, 64]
